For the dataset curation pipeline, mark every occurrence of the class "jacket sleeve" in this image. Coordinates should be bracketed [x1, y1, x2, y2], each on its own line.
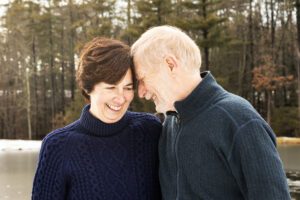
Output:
[32, 132, 69, 200]
[230, 119, 291, 200]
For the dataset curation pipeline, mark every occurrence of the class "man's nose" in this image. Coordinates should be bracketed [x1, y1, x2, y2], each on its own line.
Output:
[138, 82, 146, 98]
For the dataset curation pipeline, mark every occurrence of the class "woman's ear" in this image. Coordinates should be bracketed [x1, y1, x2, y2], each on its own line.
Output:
[81, 89, 91, 101]
[83, 89, 90, 95]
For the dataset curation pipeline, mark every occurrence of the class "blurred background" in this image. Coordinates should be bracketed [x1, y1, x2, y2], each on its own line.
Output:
[0, 0, 299, 199]
[0, 0, 299, 139]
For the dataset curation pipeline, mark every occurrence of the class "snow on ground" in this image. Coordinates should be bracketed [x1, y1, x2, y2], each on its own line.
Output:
[288, 178, 300, 187]
[0, 140, 41, 151]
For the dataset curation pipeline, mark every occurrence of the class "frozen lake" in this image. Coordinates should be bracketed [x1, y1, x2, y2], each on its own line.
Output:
[0, 150, 39, 200]
[278, 144, 300, 199]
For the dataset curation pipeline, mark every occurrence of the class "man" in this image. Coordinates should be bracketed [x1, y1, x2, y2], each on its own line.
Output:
[131, 25, 291, 200]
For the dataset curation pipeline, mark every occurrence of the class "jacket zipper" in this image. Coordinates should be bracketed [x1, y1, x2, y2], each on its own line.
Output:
[174, 115, 182, 200]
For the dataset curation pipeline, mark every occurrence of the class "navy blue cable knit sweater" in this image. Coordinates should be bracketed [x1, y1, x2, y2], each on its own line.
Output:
[32, 105, 162, 200]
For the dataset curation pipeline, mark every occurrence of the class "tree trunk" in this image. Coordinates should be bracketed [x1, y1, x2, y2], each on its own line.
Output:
[4, 90, 9, 138]
[157, 0, 161, 25]
[126, 0, 133, 44]
[127, 0, 131, 26]
[267, 90, 272, 125]
[249, 0, 254, 92]
[26, 68, 32, 140]
[12, 89, 17, 138]
[42, 64, 47, 139]
[271, 0, 275, 52]
[242, 0, 254, 101]
[60, 19, 65, 115]
[202, 0, 209, 71]
[69, 0, 76, 101]
[204, 46, 209, 71]
[48, 2, 56, 128]
[265, 1, 270, 30]
[32, 32, 38, 139]
[296, 0, 300, 133]
[33, 42, 39, 138]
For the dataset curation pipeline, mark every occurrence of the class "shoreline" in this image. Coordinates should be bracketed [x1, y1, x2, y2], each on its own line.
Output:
[0, 139, 41, 151]
[277, 137, 300, 145]
[0, 138, 300, 151]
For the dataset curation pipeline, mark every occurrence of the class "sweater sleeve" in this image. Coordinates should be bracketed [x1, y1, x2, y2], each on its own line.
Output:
[32, 131, 69, 200]
[129, 113, 162, 199]
[229, 119, 291, 200]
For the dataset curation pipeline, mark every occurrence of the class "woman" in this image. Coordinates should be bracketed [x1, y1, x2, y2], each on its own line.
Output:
[32, 37, 161, 200]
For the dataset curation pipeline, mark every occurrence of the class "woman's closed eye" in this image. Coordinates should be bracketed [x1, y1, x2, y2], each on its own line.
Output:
[106, 86, 115, 90]
[124, 87, 134, 91]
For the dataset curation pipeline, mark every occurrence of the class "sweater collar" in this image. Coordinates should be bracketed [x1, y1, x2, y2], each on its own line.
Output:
[79, 104, 130, 137]
[174, 71, 226, 122]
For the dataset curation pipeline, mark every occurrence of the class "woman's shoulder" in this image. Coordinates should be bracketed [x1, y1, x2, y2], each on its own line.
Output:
[127, 111, 161, 126]
[42, 120, 80, 148]
[126, 111, 162, 137]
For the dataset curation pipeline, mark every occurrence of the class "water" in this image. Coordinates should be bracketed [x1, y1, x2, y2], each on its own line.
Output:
[0, 145, 299, 200]
[278, 145, 300, 200]
[0, 150, 39, 200]
[287, 171, 300, 200]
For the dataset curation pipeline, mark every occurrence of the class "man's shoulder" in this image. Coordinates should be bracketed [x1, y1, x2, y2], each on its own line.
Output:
[216, 92, 252, 108]
[210, 93, 264, 126]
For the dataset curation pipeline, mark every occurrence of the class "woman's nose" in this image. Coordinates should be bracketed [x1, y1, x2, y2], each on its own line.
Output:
[113, 89, 126, 104]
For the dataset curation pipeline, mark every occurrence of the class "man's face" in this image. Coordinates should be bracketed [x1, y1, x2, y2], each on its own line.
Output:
[134, 60, 175, 113]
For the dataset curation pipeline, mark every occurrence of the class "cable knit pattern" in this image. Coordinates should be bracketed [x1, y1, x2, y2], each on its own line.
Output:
[32, 105, 162, 200]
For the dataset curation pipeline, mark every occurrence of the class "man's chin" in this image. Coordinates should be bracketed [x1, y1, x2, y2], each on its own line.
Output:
[155, 105, 165, 113]
[155, 104, 174, 114]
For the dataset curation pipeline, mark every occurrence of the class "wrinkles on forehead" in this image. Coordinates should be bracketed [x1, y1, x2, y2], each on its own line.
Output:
[133, 61, 144, 81]
[132, 55, 145, 78]
[133, 51, 161, 80]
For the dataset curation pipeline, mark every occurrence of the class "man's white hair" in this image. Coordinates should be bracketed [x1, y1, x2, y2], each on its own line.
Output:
[131, 25, 201, 71]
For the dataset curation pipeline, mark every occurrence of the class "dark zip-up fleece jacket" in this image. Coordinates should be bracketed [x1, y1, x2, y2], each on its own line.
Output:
[159, 72, 290, 200]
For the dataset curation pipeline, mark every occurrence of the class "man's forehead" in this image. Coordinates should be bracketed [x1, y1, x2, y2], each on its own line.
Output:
[134, 61, 146, 79]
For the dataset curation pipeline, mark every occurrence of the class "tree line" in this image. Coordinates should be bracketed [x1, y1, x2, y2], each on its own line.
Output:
[0, 0, 299, 139]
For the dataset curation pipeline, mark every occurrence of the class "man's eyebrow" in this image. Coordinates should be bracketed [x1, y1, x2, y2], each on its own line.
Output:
[125, 83, 133, 86]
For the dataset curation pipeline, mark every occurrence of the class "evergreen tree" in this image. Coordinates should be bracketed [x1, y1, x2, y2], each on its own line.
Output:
[177, 0, 228, 71]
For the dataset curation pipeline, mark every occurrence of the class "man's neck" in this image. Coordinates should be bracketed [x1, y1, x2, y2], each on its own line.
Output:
[177, 73, 202, 101]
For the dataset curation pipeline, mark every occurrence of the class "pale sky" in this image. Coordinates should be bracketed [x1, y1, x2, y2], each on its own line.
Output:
[0, 0, 9, 17]
[0, 0, 9, 32]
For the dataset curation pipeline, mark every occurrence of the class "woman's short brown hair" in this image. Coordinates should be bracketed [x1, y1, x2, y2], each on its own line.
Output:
[76, 37, 135, 100]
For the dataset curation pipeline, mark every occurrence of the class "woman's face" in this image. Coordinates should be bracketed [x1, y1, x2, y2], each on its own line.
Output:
[89, 69, 134, 123]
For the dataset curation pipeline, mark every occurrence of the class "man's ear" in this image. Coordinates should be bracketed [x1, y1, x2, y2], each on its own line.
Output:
[165, 55, 178, 72]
